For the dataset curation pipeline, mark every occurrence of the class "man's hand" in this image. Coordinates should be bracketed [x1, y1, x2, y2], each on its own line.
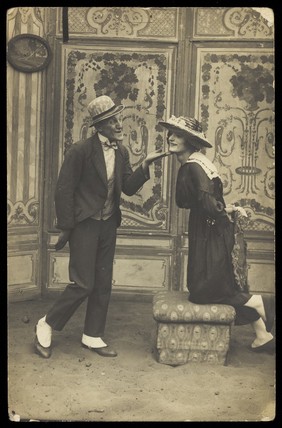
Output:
[55, 230, 71, 251]
[142, 148, 172, 169]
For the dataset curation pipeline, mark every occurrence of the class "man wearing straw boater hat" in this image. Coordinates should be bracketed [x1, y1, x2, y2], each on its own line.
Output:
[34, 95, 169, 359]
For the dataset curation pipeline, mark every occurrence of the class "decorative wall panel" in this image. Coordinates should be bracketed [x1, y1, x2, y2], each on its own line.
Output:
[7, 7, 275, 299]
[49, 253, 70, 287]
[247, 261, 274, 294]
[7, 7, 48, 300]
[194, 7, 273, 39]
[47, 233, 173, 290]
[59, 44, 175, 231]
[57, 7, 179, 41]
[116, 236, 173, 250]
[7, 250, 40, 300]
[48, 253, 169, 290]
[195, 48, 274, 232]
[7, 7, 46, 226]
[8, 252, 37, 286]
[112, 257, 169, 288]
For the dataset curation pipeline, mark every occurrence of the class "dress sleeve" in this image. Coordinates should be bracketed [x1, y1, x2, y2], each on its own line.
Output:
[176, 163, 226, 220]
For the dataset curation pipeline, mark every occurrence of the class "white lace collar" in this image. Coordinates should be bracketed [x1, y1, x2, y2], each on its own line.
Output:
[186, 152, 220, 180]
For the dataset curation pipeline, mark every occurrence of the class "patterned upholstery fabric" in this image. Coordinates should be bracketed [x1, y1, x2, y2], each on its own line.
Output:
[231, 210, 250, 292]
[153, 291, 236, 324]
[153, 291, 236, 366]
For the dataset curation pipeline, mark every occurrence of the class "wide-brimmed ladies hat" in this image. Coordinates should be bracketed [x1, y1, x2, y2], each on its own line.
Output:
[88, 95, 124, 127]
[159, 115, 212, 148]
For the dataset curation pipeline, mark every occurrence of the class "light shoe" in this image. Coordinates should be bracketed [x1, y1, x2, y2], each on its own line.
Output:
[35, 316, 52, 348]
[34, 326, 52, 359]
[81, 334, 117, 357]
[81, 334, 107, 348]
[82, 345, 117, 357]
[251, 338, 275, 354]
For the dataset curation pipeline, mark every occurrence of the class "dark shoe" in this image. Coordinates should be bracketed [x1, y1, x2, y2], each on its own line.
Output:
[251, 338, 275, 354]
[34, 326, 52, 358]
[82, 343, 117, 357]
[262, 294, 275, 332]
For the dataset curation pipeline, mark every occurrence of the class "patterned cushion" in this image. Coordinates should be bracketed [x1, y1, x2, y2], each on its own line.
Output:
[156, 322, 231, 365]
[153, 291, 236, 324]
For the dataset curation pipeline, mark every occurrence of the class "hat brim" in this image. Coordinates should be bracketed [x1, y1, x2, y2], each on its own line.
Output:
[158, 121, 212, 148]
[89, 104, 125, 127]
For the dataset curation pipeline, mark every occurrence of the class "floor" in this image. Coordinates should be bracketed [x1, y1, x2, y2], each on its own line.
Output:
[7, 294, 276, 422]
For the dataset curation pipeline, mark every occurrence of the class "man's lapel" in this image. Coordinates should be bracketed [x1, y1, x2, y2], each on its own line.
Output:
[91, 134, 108, 188]
[114, 142, 124, 192]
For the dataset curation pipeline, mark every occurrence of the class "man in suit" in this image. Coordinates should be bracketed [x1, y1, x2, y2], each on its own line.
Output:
[34, 95, 169, 358]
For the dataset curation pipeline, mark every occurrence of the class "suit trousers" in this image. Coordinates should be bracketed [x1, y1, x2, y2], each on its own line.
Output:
[46, 215, 117, 337]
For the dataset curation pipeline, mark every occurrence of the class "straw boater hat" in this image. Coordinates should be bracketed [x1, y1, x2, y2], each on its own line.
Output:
[159, 115, 212, 148]
[88, 95, 124, 127]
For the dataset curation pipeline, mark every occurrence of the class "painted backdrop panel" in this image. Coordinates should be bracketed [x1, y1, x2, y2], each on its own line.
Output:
[59, 45, 175, 231]
[195, 48, 274, 233]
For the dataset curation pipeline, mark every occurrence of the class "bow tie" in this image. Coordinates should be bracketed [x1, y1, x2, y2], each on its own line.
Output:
[102, 141, 118, 150]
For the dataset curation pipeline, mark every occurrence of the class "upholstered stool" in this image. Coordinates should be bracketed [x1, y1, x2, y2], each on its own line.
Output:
[153, 290, 236, 366]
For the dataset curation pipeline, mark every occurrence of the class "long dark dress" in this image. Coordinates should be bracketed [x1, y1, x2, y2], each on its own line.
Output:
[176, 161, 259, 325]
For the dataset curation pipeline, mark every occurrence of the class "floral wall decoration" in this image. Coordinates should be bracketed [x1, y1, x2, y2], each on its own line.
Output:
[195, 7, 273, 39]
[198, 49, 274, 232]
[61, 47, 173, 230]
[58, 7, 179, 41]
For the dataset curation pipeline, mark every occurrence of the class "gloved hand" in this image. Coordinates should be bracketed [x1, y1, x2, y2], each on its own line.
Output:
[225, 204, 235, 214]
[55, 230, 71, 251]
[235, 206, 248, 217]
[225, 204, 248, 217]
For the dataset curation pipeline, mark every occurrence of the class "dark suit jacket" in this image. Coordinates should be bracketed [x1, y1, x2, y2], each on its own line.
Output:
[55, 133, 149, 230]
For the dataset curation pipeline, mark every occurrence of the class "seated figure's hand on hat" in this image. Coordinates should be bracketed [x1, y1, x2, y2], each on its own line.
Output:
[55, 230, 71, 251]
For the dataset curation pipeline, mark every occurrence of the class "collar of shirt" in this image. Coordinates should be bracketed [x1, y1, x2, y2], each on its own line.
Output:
[98, 132, 118, 150]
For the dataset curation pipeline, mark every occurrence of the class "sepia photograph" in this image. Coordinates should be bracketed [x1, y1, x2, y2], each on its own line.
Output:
[7, 6, 275, 422]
